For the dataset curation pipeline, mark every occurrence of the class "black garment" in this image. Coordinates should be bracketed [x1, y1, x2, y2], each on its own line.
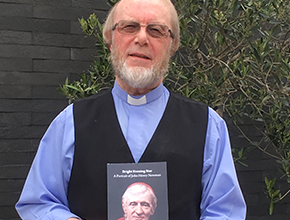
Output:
[68, 89, 208, 220]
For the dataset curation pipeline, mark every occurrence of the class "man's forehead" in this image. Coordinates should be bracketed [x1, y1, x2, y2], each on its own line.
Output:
[127, 192, 152, 203]
[117, 0, 168, 7]
[114, 0, 171, 24]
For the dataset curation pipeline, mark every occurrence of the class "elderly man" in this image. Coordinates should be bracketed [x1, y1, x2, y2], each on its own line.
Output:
[16, 0, 246, 219]
[118, 182, 157, 220]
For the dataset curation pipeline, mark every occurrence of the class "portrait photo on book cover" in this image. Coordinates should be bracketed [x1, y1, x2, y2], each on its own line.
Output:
[107, 162, 168, 220]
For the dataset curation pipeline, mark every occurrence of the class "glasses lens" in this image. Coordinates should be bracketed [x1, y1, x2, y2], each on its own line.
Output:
[115, 20, 171, 38]
[147, 24, 169, 38]
[118, 20, 140, 34]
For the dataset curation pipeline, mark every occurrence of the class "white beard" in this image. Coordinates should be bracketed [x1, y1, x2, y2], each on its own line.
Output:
[113, 62, 164, 89]
[110, 44, 171, 89]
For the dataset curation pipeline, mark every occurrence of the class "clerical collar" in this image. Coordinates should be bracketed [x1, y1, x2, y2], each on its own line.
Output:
[112, 81, 164, 106]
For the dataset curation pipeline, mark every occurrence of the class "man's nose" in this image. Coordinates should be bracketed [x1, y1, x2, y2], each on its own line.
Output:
[135, 204, 144, 214]
[134, 26, 148, 45]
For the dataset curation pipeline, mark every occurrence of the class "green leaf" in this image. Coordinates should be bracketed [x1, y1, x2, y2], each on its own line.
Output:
[217, 32, 225, 45]
[269, 201, 274, 215]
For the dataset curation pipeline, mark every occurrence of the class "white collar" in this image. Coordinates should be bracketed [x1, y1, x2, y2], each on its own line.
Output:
[112, 81, 164, 106]
[127, 94, 147, 106]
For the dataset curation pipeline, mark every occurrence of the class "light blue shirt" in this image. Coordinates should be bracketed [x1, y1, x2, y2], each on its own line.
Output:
[16, 82, 246, 220]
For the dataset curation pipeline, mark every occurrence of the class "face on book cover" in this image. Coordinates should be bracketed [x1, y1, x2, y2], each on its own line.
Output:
[123, 191, 155, 220]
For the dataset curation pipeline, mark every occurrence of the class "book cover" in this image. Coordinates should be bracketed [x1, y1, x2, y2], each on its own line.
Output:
[107, 162, 168, 220]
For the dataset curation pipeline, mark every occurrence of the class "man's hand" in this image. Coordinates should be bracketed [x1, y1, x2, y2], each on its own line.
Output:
[67, 218, 81, 220]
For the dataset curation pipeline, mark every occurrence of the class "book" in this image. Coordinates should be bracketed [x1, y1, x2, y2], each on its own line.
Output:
[107, 162, 168, 220]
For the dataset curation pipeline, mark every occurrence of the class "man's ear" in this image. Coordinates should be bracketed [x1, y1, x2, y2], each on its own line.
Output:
[122, 202, 127, 214]
[170, 38, 179, 56]
[150, 207, 155, 215]
[103, 29, 113, 49]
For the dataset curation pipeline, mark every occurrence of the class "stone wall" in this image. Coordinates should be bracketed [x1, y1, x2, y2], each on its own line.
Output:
[0, 1, 108, 219]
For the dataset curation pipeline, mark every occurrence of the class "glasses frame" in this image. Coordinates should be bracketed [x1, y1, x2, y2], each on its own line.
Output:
[112, 20, 175, 39]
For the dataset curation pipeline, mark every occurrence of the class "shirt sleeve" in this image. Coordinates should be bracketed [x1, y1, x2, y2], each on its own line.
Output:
[200, 107, 246, 220]
[15, 104, 80, 220]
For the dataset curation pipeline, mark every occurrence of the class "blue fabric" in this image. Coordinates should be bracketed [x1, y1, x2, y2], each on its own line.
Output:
[16, 82, 246, 220]
[112, 82, 169, 162]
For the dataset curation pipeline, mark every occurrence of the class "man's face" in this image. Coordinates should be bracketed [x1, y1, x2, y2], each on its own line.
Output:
[123, 191, 154, 220]
[110, 0, 173, 88]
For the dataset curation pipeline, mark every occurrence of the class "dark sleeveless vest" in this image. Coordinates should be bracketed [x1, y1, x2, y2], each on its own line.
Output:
[68, 89, 208, 220]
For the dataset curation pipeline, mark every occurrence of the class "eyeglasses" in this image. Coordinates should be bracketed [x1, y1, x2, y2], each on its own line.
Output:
[112, 20, 174, 39]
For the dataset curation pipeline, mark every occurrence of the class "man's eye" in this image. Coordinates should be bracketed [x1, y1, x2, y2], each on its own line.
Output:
[149, 27, 162, 33]
[129, 202, 137, 206]
[148, 25, 165, 37]
[122, 25, 138, 33]
[141, 202, 150, 207]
